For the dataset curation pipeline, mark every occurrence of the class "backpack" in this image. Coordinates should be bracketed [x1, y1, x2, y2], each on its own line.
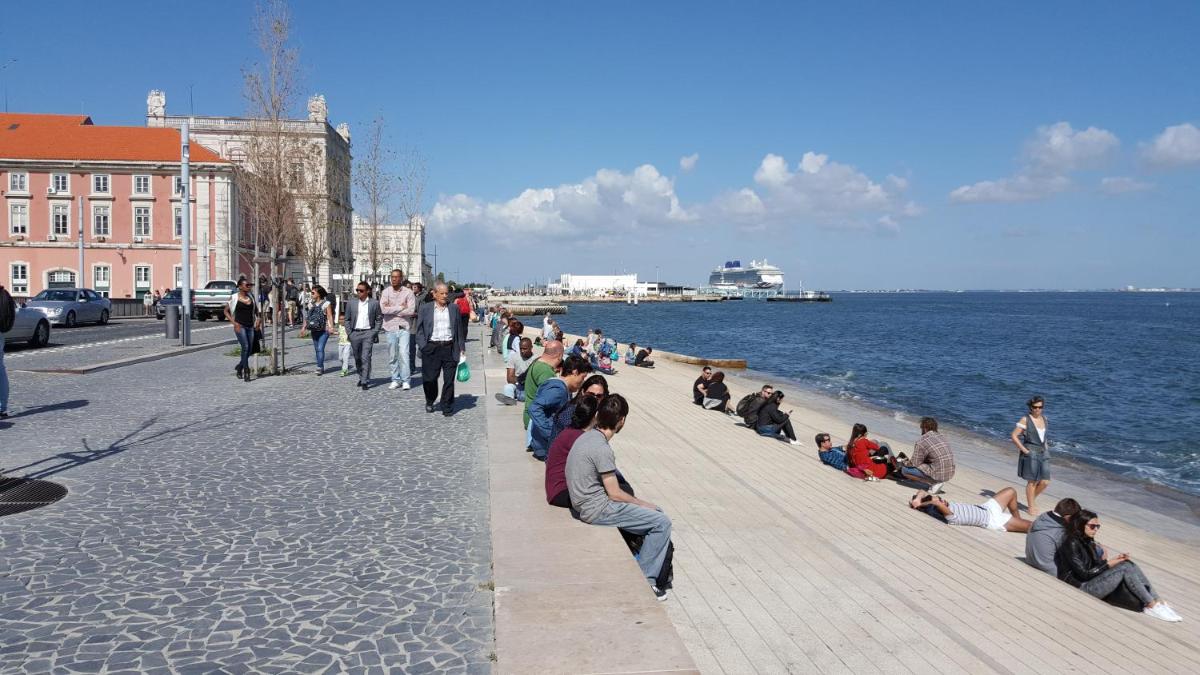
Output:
[305, 302, 328, 332]
[737, 394, 766, 426]
[0, 286, 15, 334]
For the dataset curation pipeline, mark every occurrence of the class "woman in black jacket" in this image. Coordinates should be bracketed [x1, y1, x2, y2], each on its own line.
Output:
[1055, 510, 1181, 621]
[701, 371, 732, 413]
[754, 391, 801, 446]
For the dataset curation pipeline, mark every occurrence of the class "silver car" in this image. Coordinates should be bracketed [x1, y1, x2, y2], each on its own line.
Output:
[2, 305, 51, 347]
[25, 288, 112, 327]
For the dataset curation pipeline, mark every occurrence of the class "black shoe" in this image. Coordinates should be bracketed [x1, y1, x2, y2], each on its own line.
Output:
[360, 383, 369, 390]
[443, 409, 453, 417]
[652, 586, 669, 602]
[235, 365, 243, 378]
[243, 371, 251, 382]
[425, 403, 435, 413]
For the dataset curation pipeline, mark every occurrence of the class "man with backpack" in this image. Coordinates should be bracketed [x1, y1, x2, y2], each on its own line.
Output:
[0, 284, 15, 419]
[735, 384, 775, 427]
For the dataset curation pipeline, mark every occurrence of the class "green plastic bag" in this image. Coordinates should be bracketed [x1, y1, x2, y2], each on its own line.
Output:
[456, 356, 471, 382]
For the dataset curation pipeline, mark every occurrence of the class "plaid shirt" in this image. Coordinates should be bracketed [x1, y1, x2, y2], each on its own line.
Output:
[911, 431, 955, 482]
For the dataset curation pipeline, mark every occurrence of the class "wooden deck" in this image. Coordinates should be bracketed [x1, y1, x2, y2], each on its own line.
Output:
[488, 329, 1200, 673]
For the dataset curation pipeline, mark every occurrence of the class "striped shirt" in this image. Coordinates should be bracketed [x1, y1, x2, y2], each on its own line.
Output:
[910, 431, 955, 482]
[945, 502, 989, 528]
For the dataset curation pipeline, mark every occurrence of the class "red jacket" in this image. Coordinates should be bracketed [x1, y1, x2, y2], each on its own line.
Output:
[847, 438, 887, 479]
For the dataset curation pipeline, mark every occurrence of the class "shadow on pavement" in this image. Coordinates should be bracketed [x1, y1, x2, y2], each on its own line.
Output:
[6, 399, 89, 419]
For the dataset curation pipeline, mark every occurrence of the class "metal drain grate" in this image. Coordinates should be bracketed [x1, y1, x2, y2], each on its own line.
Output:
[0, 477, 68, 518]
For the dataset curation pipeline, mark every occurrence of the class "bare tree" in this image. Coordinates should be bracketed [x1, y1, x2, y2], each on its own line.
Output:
[238, 0, 306, 374]
[352, 117, 393, 286]
[395, 146, 428, 284]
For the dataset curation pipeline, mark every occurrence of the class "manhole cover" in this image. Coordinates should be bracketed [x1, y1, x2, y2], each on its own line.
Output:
[0, 477, 69, 517]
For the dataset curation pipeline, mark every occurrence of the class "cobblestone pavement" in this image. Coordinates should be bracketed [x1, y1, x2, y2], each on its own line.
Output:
[0, 329, 495, 673]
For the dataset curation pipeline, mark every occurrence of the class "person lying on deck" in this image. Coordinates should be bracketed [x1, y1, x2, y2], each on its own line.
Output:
[815, 433, 848, 470]
[909, 487, 1032, 533]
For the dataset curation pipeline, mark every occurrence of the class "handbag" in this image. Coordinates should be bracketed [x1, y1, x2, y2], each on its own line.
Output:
[251, 328, 263, 355]
[456, 355, 471, 382]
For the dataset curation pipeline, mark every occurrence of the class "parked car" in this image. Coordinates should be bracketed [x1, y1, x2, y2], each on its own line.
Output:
[24, 288, 112, 327]
[156, 288, 200, 320]
[2, 305, 52, 347]
[194, 280, 237, 321]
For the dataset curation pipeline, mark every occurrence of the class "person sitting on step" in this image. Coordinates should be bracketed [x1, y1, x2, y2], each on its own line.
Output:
[755, 391, 802, 446]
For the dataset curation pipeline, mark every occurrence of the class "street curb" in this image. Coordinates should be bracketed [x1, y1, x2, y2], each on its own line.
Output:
[15, 338, 238, 375]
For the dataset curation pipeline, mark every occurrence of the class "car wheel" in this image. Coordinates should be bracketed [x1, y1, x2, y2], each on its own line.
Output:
[30, 321, 50, 347]
[99, 309, 110, 325]
[65, 311, 77, 328]
[197, 312, 209, 322]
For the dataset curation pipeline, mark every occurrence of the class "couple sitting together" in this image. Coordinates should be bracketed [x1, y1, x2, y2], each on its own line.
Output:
[691, 372, 801, 446]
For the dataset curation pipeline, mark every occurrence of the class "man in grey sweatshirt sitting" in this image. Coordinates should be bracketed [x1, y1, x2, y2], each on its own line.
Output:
[1025, 497, 1081, 575]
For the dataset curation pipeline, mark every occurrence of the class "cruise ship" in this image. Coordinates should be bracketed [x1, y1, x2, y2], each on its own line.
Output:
[708, 259, 785, 289]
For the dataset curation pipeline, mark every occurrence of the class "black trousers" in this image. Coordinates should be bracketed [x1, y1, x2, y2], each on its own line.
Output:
[422, 341, 457, 406]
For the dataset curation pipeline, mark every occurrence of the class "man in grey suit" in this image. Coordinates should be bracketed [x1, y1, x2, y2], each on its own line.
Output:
[345, 281, 383, 390]
[415, 282, 466, 416]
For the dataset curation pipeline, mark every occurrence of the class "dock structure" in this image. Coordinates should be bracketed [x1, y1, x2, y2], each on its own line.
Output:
[491, 327, 1200, 673]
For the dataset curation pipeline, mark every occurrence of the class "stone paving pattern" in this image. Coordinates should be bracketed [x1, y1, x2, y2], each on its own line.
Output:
[6, 322, 233, 372]
[0, 328, 494, 673]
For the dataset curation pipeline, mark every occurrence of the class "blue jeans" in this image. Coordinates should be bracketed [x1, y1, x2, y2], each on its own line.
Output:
[503, 383, 524, 400]
[589, 502, 673, 586]
[311, 330, 329, 371]
[0, 335, 9, 413]
[387, 329, 412, 384]
[901, 466, 935, 483]
[235, 323, 254, 373]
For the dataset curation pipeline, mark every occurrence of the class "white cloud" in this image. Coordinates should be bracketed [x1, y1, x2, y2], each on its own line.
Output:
[1025, 122, 1119, 171]
[679, 153, 699, 172]
[950, 121, 1117, 204]
[1141, 123, 1200, 168]
[950, 174, 1072, 204]
[1100, 176, 1153, 195]
[430, 150, 915, 240]
[427, 164, 692, 239]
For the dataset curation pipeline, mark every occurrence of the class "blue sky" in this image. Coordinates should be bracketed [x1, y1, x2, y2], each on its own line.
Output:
[3, 1, 1197, 289]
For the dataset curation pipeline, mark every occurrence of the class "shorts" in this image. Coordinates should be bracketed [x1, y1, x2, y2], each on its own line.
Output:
[980, 498, 1011, 532]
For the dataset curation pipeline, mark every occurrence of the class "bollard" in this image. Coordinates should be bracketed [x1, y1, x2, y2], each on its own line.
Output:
[165, 305, 179, 339]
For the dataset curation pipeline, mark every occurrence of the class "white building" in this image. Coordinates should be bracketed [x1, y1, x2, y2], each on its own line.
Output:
[555, 273, 639, 295]
[147, 90, 352, 287]
[348, 214, 429, 288]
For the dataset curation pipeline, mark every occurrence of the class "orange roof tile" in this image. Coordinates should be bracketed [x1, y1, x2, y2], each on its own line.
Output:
[0, 112, 227, 164]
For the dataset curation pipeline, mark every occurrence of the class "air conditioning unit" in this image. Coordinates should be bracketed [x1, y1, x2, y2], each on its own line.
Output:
[47, 234, 57, 241]
[46, 186, 56, 195]
[96, 236, 107, 243]
[134, 236, 144, 243]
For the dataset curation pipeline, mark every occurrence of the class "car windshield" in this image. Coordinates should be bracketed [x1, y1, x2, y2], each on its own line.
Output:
[34, 290, 77, 302]
[206, 281, 237, 289]
[164, 290, 183, 299]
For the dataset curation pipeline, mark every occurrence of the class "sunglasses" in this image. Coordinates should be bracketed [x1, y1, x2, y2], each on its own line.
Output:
[1032, 405, 1044, 409]
[1086, 523, 1100, 530]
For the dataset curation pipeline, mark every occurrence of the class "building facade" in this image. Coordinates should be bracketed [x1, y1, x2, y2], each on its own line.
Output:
[347, 214, 428, 288]
[552, 273, 639, 295]
[0, 113, 234, 299]
[146, 90, 352, 287]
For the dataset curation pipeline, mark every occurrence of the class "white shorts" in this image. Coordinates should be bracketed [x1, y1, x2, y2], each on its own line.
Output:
[981, 498, 1011, 532]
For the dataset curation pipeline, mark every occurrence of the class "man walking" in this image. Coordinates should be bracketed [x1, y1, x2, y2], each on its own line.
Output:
[415, 282, 465, 416]
[0, 283, 14, 419]
[345, 282, 382, 390]
[381, 269, 417, 391]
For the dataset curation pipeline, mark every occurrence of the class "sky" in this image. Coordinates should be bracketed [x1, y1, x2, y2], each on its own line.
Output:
[2, 1, 1198, 290]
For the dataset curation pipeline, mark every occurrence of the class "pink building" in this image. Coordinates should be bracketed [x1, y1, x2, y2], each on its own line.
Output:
[0, 113, 238, 300]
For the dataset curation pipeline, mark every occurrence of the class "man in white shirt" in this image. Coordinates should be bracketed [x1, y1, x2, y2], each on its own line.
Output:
[380, 269, 417, 391]
[415, 282, 465, 416]
[498, 337, 537, 404]
[344, 282, 382, 390]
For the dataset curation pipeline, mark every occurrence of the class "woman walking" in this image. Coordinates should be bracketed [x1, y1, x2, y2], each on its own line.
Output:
[223, 278, 261, 382]
[1055, 510, 1182, 621]
[299, 285, 335, 375]
[1012, 395, 1050, 516]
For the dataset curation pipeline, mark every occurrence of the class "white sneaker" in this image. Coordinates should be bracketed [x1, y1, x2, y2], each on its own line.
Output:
[1145, 603, 1182, 622]
[402, 381, 411, 390]
[928, 482, 945, 494]
[388, 382, 401, 390]
[788, 439, 802, 446]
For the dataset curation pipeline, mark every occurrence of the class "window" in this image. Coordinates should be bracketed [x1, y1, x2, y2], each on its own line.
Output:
[134, 265, 151, 288]
[134, 175, 151, 194]
[10, 263, 28, 295]
[134, 206, 151, 238]
[52, 173, 69, 193]
[52, 203, 70, 236]
[93, 205, 111, 236]
[9, 172, 28, 192]
[174, 206, 183, 238]
[9, 203, 29, 235]
[93, 265, 111, 290]
[174, 176, 186, 195]
[92, 174, 110, 194]
[48, 270, 76, 289]
[174, 265, 183, 288]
